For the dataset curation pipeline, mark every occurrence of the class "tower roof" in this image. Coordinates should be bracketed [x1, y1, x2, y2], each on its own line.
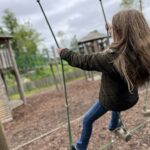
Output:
[0, 35, 13, 43]
[0, 35, 13, 39]
[78, 30, 109, 44]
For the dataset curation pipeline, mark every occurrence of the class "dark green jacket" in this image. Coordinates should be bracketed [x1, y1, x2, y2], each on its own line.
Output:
[60, 49, 139, 111]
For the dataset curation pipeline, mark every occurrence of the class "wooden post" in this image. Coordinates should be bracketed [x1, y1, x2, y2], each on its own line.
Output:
[80, 44, 88, 80]
[50, 63, 59, 91]
[6, 39, 26, 104]
[89, 42, 94, 80]
[45, 49, 60, 91]
[51, 46, 63, 88]
[1, 73, 10, 101]
[0, 122, 9, 150]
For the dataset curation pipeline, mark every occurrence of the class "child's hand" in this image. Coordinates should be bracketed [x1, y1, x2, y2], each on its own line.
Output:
[56, 48, 64, 55]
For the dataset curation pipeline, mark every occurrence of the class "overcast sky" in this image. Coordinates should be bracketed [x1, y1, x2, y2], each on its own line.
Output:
[0, 0, 150, 50]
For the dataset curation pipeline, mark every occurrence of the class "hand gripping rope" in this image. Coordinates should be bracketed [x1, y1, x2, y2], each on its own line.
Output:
[98, 0, 110, 45]
[36, 0, 72, 149]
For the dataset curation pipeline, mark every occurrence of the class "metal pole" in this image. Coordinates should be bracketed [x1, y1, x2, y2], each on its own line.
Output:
[139, 0, 143, 13]
[36, 0, 72, 149]
[98, 0, 110, 44]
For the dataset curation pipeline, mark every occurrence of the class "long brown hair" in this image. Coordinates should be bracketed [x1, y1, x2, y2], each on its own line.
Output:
[110, 9, 150, 91]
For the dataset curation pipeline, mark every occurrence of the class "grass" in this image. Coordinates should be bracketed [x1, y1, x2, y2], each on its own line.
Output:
[6, 63, 75, 87]
[10, 85, 55, 100]
[9, 76, 85, 100]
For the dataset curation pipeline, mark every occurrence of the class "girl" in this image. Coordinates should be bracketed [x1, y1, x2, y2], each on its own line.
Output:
[57, 9, 150, 150]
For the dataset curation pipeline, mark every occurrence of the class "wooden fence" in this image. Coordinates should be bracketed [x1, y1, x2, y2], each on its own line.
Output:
[7, 70, 84, 96]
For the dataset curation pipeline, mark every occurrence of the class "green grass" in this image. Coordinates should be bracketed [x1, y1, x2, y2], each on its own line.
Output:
[28, 63, 75, 80]
[10, 86, 54, 100]
[9, 75, 84, 100]
[6, 63, 75, 87]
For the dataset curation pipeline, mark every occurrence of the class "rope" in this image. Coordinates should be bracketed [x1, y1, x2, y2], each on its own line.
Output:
[98, 0, 110, 44]
[99, 118, 150, 150]
[118, 112, 125, 128]
[36, 1, 72, 149]
[139, 0, 143, 12]
[12, 116, 83, 150]
[99, 88, 150, 150]
[143, 82, 149, 111]
[99, 139, 114, 150]
[129, 118, 150, 134]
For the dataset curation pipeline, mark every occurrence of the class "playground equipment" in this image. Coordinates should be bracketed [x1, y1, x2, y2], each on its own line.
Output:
[37, 0, 73, 149]
[78, 30, 110, 54]
[143, 83, 150, 117]
[0, 122, 9, 150]
[0, 74, 12, 123]
[0, 35, 27, 122]
[0, 35, 26, 105]
[111, 113, 132, 142]
[78, 30, 110, 80]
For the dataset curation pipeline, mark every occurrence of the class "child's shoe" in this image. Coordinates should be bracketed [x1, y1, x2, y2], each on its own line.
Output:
[71, 145, 77, 150]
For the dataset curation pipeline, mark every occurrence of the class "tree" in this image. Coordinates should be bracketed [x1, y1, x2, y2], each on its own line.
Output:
[70, 35, 79, 51]
[121, 0, 135, 8]
[0, 9, 42, 70]
[57, 30, 68, 48]
[13, 24, 41, 55]
[0, 27, 4, 34]
[2, 9, 18, 34]
[0, 9, 41, 54]
[121, 0, 143, 11]
[1, 9, 19, 53]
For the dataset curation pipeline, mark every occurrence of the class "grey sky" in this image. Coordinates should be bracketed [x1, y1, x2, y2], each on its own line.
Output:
[0, 0, 150, 50]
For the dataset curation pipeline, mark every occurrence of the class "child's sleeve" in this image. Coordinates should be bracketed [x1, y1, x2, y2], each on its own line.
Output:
[60, 49, 114, 72]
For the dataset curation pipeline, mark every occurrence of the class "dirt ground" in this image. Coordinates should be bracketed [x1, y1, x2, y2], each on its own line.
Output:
[4, 78, 150, 150]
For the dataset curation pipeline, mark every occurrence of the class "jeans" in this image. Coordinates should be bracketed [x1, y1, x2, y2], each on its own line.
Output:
[76, 100, 120, 150]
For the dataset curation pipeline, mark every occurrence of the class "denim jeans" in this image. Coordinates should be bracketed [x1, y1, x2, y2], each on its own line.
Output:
[76, 100, 120, 150]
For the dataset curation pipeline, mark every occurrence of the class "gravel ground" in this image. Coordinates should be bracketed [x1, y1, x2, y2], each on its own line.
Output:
[3, 78, 150, 150]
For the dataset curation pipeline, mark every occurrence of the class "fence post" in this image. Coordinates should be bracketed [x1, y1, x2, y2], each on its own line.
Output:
[0, 122, 9, 150]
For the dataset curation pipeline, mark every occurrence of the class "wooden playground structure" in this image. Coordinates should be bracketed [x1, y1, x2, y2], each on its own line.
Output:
[0, 35, 26, 122]
[0, 35, 27, 150]
[0, 72, 11, 150]
[78, 30, 110, 80]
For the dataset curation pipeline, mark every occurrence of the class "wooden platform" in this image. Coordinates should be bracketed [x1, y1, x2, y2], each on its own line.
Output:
[9, 100, 23, 110]
[0, 76, 12, 123]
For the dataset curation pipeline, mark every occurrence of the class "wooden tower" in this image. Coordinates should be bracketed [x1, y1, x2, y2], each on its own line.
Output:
[0, 35, 26, 122]
[78, 30, 110, 80]
[0, 74, 12, 123]
[78, 30, 110, 53]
